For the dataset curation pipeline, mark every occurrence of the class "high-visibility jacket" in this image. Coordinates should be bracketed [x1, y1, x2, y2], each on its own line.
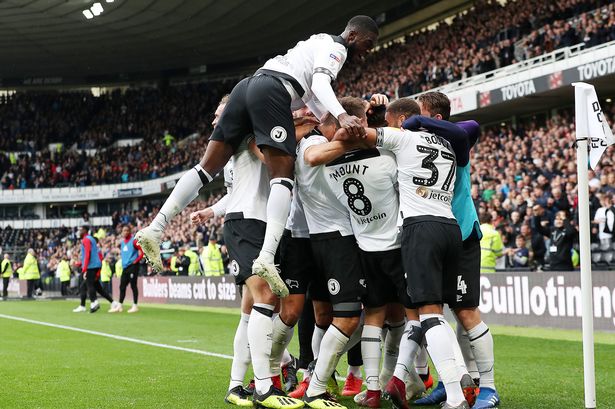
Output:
[115, 259, 123, 278]
[22, 254, 40, 280]
[170, 256, 179, 275]
[100, 260, 112, 283]
[480, 223, 503, 274]
[185, 249, 200, 276]
[201, 244, 224, 277]
[57, 260, 71, 282]
[1, 259, 13, 278]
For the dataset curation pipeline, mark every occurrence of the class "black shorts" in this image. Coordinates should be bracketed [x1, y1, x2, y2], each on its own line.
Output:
[310, 232, 365, 305]
[448, 236, 481, 308]
[209, 73, 297, 156]
[279, 230, 328, 301]
[360, 248, 415, 309]
[223, 216, 266, 286]
[401, 216, 462, 306]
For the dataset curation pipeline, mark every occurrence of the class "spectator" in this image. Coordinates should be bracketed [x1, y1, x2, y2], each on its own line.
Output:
[480, 213, 504, 273]
[593, 193, 615, 249]
[539, 211, 577, 271]
[22, 248, 40, 298]
[175, 247, 190, 276]
[201, 235, 224, 277]
[506, 235, 530, 268]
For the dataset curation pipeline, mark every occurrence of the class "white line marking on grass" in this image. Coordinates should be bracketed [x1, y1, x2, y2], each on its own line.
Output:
[0, 314, 233, 360]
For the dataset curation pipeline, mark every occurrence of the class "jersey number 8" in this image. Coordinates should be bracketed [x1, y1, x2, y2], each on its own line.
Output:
[343, 178, 372, 216]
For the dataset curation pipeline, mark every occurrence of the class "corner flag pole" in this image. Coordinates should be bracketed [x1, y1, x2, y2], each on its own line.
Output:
[573, 82, 596, 409]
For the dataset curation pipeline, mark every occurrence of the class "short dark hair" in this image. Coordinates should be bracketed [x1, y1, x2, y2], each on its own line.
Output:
[81, 225, 90, 232]
[479, 213, 492, 224]
[387, 98, 420, 118]
[346, 15, 379, 35]
[323, 97, 365, 128]
[418, 91, 451, 120]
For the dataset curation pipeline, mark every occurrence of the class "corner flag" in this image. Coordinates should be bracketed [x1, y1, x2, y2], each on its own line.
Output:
[573, 82, 615, 169]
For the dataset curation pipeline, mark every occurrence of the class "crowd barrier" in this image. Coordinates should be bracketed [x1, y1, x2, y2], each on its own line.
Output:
[4, 271, 615, 331]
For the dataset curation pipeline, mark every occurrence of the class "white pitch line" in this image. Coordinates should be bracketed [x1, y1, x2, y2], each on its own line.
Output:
[0, 313, 233, 360]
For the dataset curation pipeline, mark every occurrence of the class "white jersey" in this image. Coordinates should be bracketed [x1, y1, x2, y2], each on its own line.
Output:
[325, 148, 400, 251]
[295, 134, 353, 236]
[223, 161, 233, 192]
[285, 186, 310, 239]
[224, 137, 269, 222]
[262, 34, 347, 109]
[376, 127, 456, 220]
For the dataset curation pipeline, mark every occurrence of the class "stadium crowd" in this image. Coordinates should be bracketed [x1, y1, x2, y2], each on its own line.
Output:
[2, 1, 615, 190]
[2, 100, 615, 275]
[337, 0, 615, 97]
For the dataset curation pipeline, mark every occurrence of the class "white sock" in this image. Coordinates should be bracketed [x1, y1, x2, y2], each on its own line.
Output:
[361, 325, 382, 391]
[421, 314, 464, 406]
[151, 165, 211, 232]
[312, 325, 327, 360]
[306, 325, 349, 397]
[393, 320, 422, 381]
[468, 321, 495, 390]
[444, 320, 469, 377]
[270, 315, 294, 374]
[415, 345, 429, 376]
[381, 320, 405, 384]
[347, 365, 362, 379]
[281, 349, 293, 367]
[229, 312, 251, 390]
[258, 178, 293, 263]
[249, 303, 275, 394]
[456, 323, 479, 379]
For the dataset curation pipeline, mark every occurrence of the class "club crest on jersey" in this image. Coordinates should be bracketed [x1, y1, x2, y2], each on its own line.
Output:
[327, 279, 341, 295]
[230, 260, 240, 276]
[270, 126, 287, 143]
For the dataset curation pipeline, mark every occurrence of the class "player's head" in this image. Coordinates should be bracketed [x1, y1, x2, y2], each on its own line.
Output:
[342, 15, 379, 60]
[385, 98, 420, 128]
[417, 91, 451, 120]
[121, 224, 131, 238]
[212, 94, 230, 128]
[79, 225, 90, 238]
[319, 97, 366, 139]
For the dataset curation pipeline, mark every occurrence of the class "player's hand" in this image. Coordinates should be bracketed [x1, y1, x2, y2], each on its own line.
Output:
[402, 116, 421, 130]
[191, 208, 214, 225]
[338, 113, 365, 139]
[370, 93, 389, 107]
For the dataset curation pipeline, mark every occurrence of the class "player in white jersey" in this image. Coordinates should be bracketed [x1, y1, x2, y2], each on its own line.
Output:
[292, 103, 371, 409]
[189, 97, 304, 409]
[309, 98, 429, 408]
[335, 116, 472, 409]
[136, 17, 378, 303]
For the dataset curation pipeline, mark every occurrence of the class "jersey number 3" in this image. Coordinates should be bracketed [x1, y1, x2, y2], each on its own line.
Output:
[413, 145, 456, 191]
[343, 178, 372, 216]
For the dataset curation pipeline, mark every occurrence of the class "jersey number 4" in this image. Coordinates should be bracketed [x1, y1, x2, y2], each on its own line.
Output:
[343, 178, 372, 216]
[413, 145, 456, 191]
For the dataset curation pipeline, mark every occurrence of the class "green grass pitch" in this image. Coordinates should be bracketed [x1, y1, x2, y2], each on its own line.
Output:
[1, 300, 614, 408]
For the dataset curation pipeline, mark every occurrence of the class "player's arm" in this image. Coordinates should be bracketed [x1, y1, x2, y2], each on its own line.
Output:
[456, 120, 480, 147]
[248, 138, 266, 163]
[332, 126, 407, 152]
[402, 116, 470, 166]
[81, 238, 90, 273]
[191, 194, 229, 225]
[311, 46, 363, 137]
[304, 140, 362, 166]
[133, 239, 144, 264]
